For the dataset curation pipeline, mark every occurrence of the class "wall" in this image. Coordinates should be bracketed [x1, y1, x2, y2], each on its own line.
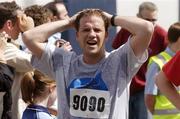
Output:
[116, 0, 179, 30]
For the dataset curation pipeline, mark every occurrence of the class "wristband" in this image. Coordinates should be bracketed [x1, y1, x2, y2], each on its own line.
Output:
[111, 15, 117, 26]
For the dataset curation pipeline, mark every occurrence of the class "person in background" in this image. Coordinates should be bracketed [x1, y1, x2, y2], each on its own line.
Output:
[112, 2, 167, 119]
[156, 50, 180, 110]
[21, 70, 56, 119]
[19, 3, 71, 51]
[24, 4, 72, 51]
[0, 32, 15, 119]
[24, 4, 72, 117]
[44, 1, 69, 21]
[22, 8, 153, 119]
[25, 5, 53, 27]
[145, 22, 180, 119]
[0, 1, 34, 119]
[44, 1, 70, 46]
[18, 4, 52, 52]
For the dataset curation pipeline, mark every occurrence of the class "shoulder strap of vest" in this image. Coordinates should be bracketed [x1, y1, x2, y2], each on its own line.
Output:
[149, 56, 164, 69]
[148, 51, 172, 70]
[159, 52, 172, 62]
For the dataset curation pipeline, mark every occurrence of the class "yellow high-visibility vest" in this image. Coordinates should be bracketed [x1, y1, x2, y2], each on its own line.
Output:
[148, 51, 180, 119]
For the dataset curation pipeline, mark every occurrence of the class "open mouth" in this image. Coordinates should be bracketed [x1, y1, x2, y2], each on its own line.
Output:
[87, 40, 97, 45]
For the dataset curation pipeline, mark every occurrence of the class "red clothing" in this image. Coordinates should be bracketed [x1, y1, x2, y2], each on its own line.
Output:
[162, 51, 180, 86]
[112, 25, 167, 95]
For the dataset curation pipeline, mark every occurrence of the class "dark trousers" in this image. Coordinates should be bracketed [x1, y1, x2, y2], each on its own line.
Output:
[129, 91, 147, 119]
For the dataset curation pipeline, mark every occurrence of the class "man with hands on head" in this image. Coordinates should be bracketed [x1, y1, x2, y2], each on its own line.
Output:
[23, 8, 153, 119]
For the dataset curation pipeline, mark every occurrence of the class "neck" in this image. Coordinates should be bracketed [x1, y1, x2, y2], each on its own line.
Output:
[83, 51, 105, 65]
[35, 97, 49, 107]
[168, 43, 180, 53]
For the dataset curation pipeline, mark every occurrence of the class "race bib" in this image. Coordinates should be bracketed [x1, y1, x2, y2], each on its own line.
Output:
[70, 89, 110, 118]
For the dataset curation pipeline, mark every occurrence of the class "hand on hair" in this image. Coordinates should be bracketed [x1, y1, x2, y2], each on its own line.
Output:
[103, 12, 113, 26]
[69, 11, 81, 28]
[18, 14, 35, 32]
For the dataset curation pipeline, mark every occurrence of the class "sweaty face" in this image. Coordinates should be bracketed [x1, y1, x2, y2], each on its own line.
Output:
[76, 15, 107, 56]
[139, 9, 158, 25]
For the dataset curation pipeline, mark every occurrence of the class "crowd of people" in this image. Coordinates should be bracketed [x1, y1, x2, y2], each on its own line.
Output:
[0, 1, 179, 119]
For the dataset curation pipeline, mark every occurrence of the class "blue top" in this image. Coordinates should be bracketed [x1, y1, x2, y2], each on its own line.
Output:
[22, 104, 54, 119]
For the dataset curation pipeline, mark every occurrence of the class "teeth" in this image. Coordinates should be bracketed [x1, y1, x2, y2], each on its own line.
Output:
[87, 41, 97, 45]
[88, 41, 96, 44]
[87, 40, 97, 44]
[88, 43, 96, 45]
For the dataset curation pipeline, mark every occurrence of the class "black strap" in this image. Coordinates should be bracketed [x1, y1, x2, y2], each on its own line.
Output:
[110, 15, 117, 26]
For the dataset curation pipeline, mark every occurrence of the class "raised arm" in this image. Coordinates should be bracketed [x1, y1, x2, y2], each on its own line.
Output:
[108, 14, 154, 57]
[22, 18, 72, 59]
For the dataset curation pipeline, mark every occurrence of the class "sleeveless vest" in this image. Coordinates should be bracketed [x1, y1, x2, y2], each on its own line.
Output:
[148, 51, 180, 119]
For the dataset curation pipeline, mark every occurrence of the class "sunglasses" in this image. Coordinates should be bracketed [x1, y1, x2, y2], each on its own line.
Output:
[144, 18, 157, 22]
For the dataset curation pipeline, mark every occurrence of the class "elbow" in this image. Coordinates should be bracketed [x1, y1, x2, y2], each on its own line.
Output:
[22, 31, 31, 45]
[144, 21, 154, 38]
[138, 21, 154, 40]
[145, 95, 155, 114]
[139, 21, 154, 48]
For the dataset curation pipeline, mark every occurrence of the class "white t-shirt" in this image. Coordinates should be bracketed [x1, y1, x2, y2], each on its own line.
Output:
[32, 40, 147, 119]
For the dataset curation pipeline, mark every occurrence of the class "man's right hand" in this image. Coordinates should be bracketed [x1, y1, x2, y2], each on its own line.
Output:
[18, 14, 35, 32]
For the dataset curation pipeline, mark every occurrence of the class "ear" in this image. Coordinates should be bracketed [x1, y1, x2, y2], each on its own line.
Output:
[136, 13, 140, 18]
[5, 20, 14, 30]
[76, 31, 79, 41]
[53, 16, 58, 21]
[178, 37, 180, 45]
[49, 85, 56, 93]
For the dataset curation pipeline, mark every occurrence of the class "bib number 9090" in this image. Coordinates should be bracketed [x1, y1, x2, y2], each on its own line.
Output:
[73, 95, 105, 112]
[70, 89, 110, 118]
